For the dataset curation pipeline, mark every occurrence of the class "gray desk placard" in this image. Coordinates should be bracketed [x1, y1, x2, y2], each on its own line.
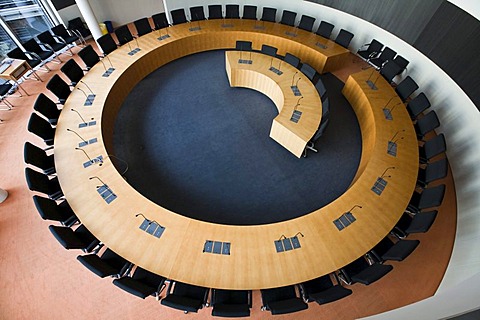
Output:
[339, 215, 351, 227]
[146, 222, 158, 235]
[274, 240, 284, 252]
[282, 238, 293, 251]
[139, 219, 150, 231]
[222, 242, 231, 255]
[291, 236, 301, 249]
[203, 240, 213, 253]
[334, 219, 345, 231]
[153, 226, 165, 238]
[345, 212, 356, 223]
[213, 241, 222, 254]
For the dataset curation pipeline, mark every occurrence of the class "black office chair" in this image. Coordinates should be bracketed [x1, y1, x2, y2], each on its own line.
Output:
[357, 39, 383, 61]
[0, 81, 14, 110]
[33, 93, 60, 126]
[152, 12, 169, 30]
[370, 236, 420, 262]
[32, 195, 77, 226]
[300, 274, 352, 305]
[77, 248, 131, 278]
[419, 133, 446, 164]
[46, 74, 71, 104]
[78, 44, 100, 70]
[23, 38, 61, 64]
[261, 7, 277, 22]
[208, 5, 222, 19]
[97, 33, 119, 56]
[51, 24, 81, 46]
[298, 15, 315, 32]
[225, 5, 240, 19]
[339, 256, 393, 285]
[211, 289, 252, 317]
[415, 111, 440, 140]
[261, 44, 277, 57]
[280, 10, 297, 27]
[394, 210, 438, 238]
[189, 6, 205, 21]
[115, 25, 134, 46]
[25, 167, 63, 200]
[369, 47, 396, 69]
[316, 78, 327, 99]
[316, 21, 334, 39]
[161, 281, 209, 313]
[393, 55, 409, 75]
[407, 92, 431, 120]
[284, 53, 300, 69]
[49, 224, 100, 252]
[300, 63, 319, 84]
[235, 40, 252, 51]
[60, 59, 85, 86]
[24, 141, 55, 175]
[68, 17, 91, 38]
[37, 30, 72, 56]
[304, 98, 330, 157]
[7, 47, 46, 71]
[171, 8, 188, 25]
[113, 266, 166, 299]
[395, 76, 419, 102]
[407, 184, 446, 214]
[417, 158, 448, 189]
[242, 5, 257, 20]
[134, 17, 153, 36]
[335, 29, 354, 49]
[380, 60, 402, 84]
[27, 113, 56, 146]
[260, 285, 308, 315]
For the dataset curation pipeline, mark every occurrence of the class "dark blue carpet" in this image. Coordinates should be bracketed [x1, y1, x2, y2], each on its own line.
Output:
[113, 50, 361, 225]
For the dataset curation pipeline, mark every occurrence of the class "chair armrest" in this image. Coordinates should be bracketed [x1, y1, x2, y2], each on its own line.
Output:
[40, 42, 54, 52]
[338, 269, 352, 285]
[52, 35, 67, 44]
[24, 51, 42, 61]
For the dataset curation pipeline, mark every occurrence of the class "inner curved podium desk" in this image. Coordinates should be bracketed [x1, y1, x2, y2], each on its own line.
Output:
[54, 19, 418, 290]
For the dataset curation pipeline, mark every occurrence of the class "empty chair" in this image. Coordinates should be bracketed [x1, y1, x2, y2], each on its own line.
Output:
[7, 47, 46, 71]
[152, 12, 169, 30]
[316, 21, 334, 39]
[37, 30, 72, 56]
[242, 5, 257, 20]
[208, 5, 222, 19]
[46, 74, 71, 104]
[261, 44, 277, 57]
[23, 38, 61, 63]
[49, 224, 100, 252]
[51, 24, 81, 46]
[394, 210, 438, 237]
[33, 93, 60, 126]
[78, 45, 100, 70]
[68, 17, 91, 38]
[369, 47, 396, 69]
[380, 60, 402, 84]
[284, 53, 300, 69]
[301, 274, 352, 305]
[419, 133, 446, 164]
[415, 111, 440, 140]
[407, 184, 446, 214]
[33, 195, 77, 226]
[395, 76, 418, 101]
[27, 113, 55, 146]
[260, 285, 308, 315]
[225, 5, 240, 19]
[77, 248, 131, 278]
[335, 29, 354, 49]
[316, 78, 327, 99]
[357, 39, 383, 61]
[60, 59, 85, 86]
[190, 6, 205, 21]
[407, 93, 431, 119]
[211, 289, 252, 317]
[25, 167, 63, 200]
[171, 8, 188, 25]
[300, 63, 319, 84]
[417, 158, 448, 189]
[393, 55, 409, 75]
[97, 33, 119, 56]
[235, 40, 252, 51]
[370, 236, 420, 262]
[280, 10, 297, 27]
[115, 25, 134, 46]
[298, 15, 315, 32]
[24, 141, 55, 174]
[134, 17, 153, 36]
[261, 7, 277, 22]
[0, 81, 14, 110]
[113, 266, 166, 299]
[339, 256, 393, 285]
[161, 281, 209, 313]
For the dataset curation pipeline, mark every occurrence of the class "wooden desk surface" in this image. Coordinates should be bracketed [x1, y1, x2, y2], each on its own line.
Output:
[54, 20, 418, 289]
[0, 59, 29, 79]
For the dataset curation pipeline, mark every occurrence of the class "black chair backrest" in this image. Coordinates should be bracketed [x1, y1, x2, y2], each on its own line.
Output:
[407, 92, 431, 119]
[316, 21, 334, 38]
[377, 46, 397, 63]
[261, 7, 277, 22]
[190, 6, 205, 21]
[335, 29, 354, 48]
[243, 5, 257, 20]
[115, 25, 134, 45]
[225, 4, 240, 19]
[78, 44, 100, 69]
[68, 17, 91, 37]
[425, 158, 448, 184]
[284, 53, 300, 69]
[49, 225, 88, 250]
[7, 47, 28, 60]
[261, 44, 277, 57]
[23, 38, 49, 55]
[236, 40, 252, 51]
[51, 24, 70, 38]
[393, 55, 409, 74]
[46, 74, 71, 103]
[316, 79, 327, 98]
[366, 39, 384, 55]
[424, 133, 446, 160]
[418, 184, 446, 209]
[24, 141, 54, 172]
[298, 15, 315, 32]
[152, 12, 169, 29]
[25, 167, 55, 195]
[300, 63, 317, 82]
[416, 111, 440, 137]
[171, 8, 188, 24]
[134, 17, 152, 36]
[380, 60, 402, 83]
[33, 93, 60, 124]
[33, 195, 72, 222]
[280, 10, 297, 26]
[208, 5, 222, 19]
[37, 31, 57, 46]
[395, 76, 419, 101]
[97, 33, 118, 55]
[27, 112, 55, 144]
[60, 59, 84, 86]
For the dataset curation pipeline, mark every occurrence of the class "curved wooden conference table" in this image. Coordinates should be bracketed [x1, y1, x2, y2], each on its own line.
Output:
[54, 19, 418, 290]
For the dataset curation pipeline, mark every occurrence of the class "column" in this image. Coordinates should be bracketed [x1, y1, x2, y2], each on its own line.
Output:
[75, 0, 103, 40]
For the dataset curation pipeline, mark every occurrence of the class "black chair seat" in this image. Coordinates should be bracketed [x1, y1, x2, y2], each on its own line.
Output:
[212, 303, 250, 317]
[161, 295, 203, 313]
[406, 211, 438, 233]
[351, 263, 393, 285]
[77, 254, 120, 278]
[381, 240, 420, 261]
[309, 285, 352, 304]
[113, 277, 156, 299]
[268, 298, 308, 315]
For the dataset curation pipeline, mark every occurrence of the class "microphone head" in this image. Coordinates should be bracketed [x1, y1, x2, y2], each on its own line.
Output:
[74, 147, 81, 150]
[67, 128, 71, 132]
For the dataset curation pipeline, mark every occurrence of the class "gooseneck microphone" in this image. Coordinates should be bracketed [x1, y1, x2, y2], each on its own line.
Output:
[390, 129, 406, 142]
[80, 80, 94, 94]
[77, 87, 89, 98]
[294, 96, 303, 110]
[349, 205, 363, 212]
[76, 147, 93, 162]
[135, 213, 149, 221]
[291, 71, 298, 86]
[380, 166, 396, 179]
[104, 55, 114, 68]
[294, 232, 304, 238]
[70, 108, 87, 125]
[67, 128, 88, 145]
[89, 176, 106, 186]
[295, 77, 301, 87]
[98, 58, 108, 72]
[279, 235, 287, 240]
[125, 37, 132, 52]
[383, 95, 397, 108]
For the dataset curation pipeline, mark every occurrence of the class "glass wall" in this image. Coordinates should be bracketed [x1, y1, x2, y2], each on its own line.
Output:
[0, 24, 16, 59]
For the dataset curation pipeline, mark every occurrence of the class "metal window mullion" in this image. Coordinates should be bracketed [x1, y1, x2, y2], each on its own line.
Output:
[0, 16, 25, 50]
